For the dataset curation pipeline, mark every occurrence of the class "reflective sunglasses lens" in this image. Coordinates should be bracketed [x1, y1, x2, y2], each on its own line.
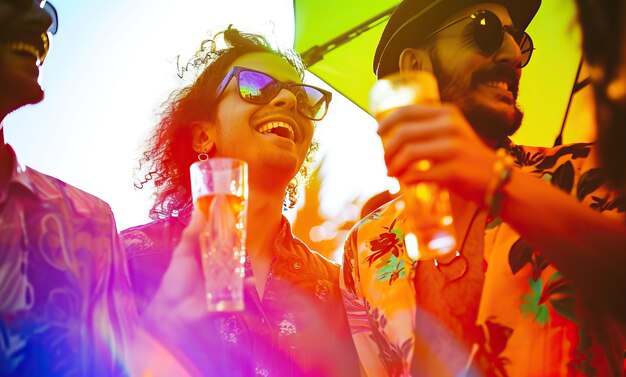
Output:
[518, 32, 533, 67]
[472, 11, 503, 54]
[238, 70, 278, 103]
[295, 86, 327, 120]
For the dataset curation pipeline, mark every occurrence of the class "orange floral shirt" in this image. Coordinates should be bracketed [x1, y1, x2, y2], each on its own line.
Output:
[341, 142, 625, 376]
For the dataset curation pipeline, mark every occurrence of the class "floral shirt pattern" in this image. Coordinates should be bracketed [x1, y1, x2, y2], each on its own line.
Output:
[0, 145, 135, 376]
[341, 141, 625, 376]
[122, 215, 359, 377]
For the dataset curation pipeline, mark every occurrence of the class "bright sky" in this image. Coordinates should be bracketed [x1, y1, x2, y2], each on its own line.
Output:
[4, 0, 391, 230]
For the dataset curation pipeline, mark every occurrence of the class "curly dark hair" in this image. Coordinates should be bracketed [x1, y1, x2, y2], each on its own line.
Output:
[135, 26, 318, 219]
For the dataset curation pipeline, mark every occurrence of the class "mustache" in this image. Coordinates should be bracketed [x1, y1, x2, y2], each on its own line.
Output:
[472, 65, 520, 98]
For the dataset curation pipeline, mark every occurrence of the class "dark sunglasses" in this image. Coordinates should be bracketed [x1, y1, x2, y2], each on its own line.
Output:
[42, 1, 58, 35]
[425, 10, 534, 68]
[5, 0, 58, 34]
[215, 66, 332, 121]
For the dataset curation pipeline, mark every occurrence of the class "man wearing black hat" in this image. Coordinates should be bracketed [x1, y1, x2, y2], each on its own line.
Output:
[341, 0, 626, 376]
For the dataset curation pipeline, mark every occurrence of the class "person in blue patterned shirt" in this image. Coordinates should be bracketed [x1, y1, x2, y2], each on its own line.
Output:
[0, 1, 136, 375]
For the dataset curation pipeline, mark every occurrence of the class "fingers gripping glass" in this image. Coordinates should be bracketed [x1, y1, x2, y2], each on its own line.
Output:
[425, 10, 534, 68]
[216, 66, 333, 121]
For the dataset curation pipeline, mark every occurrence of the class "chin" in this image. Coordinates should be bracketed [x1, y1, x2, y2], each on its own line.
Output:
[460, 97, 523, 143]
[253, 154, 299, 180]
[6, 84, 45, 113]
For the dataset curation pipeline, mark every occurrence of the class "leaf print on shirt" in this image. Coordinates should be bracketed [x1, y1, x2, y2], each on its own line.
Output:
[278, 313, 297, 336]
[508, 239, 548, 280]
[375, 255, 405, 285]
[473, 319, 514, 377]
[364, 218, 403, 266]
[577, 169, 626, 212]
[589, 193, 626, 212]
[519, 272, 577, 326]
[364, 218, 406, 285]
[507, 143, 545, 167]
[218, 315, 241, 344]
[533, 143, 591, 172]
[315, 279, 331, 302]
[520, 277, 549, 324]
[367, 303, 412, 377]
[577, 168, 606, 201]
[538, 272, 577, 323]
[550, 161, 575, 193]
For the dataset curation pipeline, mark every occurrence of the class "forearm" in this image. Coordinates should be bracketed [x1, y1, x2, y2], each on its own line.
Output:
[499, 168, 626, 318]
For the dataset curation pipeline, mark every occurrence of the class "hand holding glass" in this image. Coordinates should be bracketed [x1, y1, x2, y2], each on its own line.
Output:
[190, 158, 248, 312]
[369, 71, 457, 260]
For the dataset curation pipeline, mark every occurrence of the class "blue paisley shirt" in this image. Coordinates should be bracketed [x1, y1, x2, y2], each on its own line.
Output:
[0, 145, 135, 377]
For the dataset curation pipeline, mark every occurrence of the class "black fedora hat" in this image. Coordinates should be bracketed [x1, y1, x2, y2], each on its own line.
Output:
[374, 0, 542, 77]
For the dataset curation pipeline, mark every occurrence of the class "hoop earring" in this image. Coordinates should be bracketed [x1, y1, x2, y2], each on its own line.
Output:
[198, 152, 209, 161]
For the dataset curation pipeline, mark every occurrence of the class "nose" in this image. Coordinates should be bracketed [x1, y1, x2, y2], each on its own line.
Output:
[494, 31, 522, 69]
[23, 1, 54, 34]
[269, 87, 298, 113]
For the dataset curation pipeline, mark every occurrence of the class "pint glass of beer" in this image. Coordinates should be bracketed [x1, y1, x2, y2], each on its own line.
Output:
[190, 158, 248, 311]
[369, 71, 456, 260]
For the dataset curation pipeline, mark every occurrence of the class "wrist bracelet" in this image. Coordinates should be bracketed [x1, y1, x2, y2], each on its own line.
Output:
[484, 148, 514, 218]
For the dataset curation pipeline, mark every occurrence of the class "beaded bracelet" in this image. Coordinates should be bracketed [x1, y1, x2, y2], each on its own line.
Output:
[484, 148, 514, 218]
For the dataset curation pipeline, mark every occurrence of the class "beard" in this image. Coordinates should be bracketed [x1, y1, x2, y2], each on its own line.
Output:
[429, 49, 523, 144]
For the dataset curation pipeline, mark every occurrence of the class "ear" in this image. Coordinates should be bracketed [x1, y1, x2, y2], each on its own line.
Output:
[191, 121, 215, 154]
[399, 47, 434, 74]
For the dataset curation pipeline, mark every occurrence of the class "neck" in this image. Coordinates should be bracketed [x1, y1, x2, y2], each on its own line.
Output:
[245, 184, 286, 260]
[481, 136, 499, 150]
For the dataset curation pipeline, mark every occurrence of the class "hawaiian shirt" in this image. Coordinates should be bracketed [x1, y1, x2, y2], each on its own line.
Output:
[341, 141, 626, 377]
[0, 144, 135, 376]
[122, 214, 360, 377]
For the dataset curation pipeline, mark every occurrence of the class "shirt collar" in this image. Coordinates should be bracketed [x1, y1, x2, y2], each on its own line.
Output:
[0, 144, 38, 203]
[177, 202, 295, 248]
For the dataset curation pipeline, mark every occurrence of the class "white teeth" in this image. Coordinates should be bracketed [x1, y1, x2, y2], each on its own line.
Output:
[5, 42, 41, 61]
[257, 121, 295, 139]
[485, 81, 509, 91]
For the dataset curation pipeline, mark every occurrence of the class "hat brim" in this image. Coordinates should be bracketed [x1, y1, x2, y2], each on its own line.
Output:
[374, 0, 541, 77]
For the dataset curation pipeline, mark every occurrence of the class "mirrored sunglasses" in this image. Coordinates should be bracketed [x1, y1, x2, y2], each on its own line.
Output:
[216, 66, 332, 121]
[425, 9, 534, 68]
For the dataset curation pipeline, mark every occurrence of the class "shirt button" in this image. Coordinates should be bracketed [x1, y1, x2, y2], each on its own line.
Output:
[292, 261, 302, 270]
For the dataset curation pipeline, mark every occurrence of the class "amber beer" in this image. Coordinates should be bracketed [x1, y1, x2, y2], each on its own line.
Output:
[370, 71, 456, 260]
[196, 193, 246, 311]
[190, 158, 248, 312]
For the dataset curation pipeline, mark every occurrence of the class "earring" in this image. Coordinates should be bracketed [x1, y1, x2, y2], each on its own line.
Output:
[198, 152, 209, 161]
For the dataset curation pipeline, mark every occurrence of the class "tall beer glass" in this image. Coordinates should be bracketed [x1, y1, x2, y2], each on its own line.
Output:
[190, 158, 248, 311]
[370, 71, 456, 260]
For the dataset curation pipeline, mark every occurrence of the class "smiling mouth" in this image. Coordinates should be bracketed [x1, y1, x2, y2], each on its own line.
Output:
[5, 41, 44, 62]
[257, 121, 295, 140]
[484, 81, 511, 92]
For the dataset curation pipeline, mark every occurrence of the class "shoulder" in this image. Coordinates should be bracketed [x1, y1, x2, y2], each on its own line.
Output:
[25, 167, 115, 221]
[121, 217, 183, 259]
[510, 142, 593, 170]
[345, 196, 403, 253]
[288, 232, 340, 281]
